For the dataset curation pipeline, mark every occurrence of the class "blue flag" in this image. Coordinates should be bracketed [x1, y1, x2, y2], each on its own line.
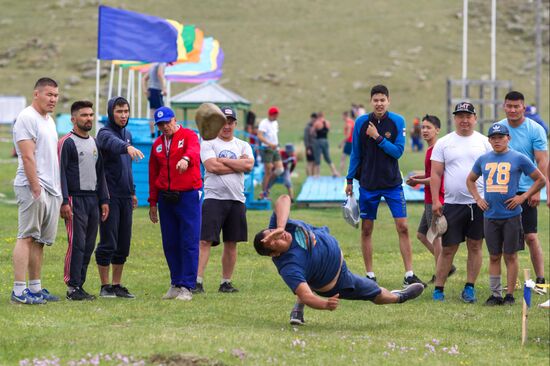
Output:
[97, 5, 178, 62]
[523, 284, 531, 308]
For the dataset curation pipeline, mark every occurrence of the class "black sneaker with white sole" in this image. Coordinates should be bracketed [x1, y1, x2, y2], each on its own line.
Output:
[191, 282, 205, 294]
[392, 283, 425, 303]
[484, 295, 503, 306]
[67, 288, 88, 301]
[99, 284, 116, 298]
[218, 282, 239, 293]
[290, 310, 305, 325]
[80, 287, 96, 300]
[403, 274, 427, 288]
[112, 284, 136, 299]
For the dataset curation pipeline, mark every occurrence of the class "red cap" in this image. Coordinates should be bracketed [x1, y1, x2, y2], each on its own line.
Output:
[268, 106, 279, 116]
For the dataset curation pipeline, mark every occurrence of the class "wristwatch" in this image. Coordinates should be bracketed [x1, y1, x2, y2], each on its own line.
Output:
[181, 156, 190, 163]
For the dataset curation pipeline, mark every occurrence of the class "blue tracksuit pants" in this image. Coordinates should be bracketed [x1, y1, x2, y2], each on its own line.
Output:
[158, 190, 201, 288]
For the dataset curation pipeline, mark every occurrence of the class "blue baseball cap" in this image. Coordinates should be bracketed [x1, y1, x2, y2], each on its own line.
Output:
[154, 106, 175, 124]
[221, 106, 237, 120]
[487, 123, 510, 137]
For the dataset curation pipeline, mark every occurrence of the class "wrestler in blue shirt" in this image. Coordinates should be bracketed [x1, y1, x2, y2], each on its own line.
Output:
[253, 195, 424, 325]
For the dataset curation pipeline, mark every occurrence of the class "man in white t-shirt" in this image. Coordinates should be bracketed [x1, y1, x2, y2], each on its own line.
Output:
[195, 106, 254, 293]
[430, 102, 492, 303]
[11, 77, 63, 304]
[257, 106, 284, 199]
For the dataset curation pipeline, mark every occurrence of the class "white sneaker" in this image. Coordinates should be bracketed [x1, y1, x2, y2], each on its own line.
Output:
[534, 284, 547, 295]
[176, 287, 193, 301]
[538, 299, 550, 309]
[162, 286, 182, 300]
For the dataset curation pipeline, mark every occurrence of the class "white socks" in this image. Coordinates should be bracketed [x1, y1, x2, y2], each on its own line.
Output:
[28, 279, 42, 293]
[405, 271, 414, 278]
[13, 281, 26, 296]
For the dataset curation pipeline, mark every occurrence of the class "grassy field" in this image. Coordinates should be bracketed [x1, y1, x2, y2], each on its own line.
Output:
[0, 134, 549, 365]
[0, 1, 549, 365]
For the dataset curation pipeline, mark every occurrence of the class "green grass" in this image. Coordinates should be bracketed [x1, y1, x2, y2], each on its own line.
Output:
[0, 137, 549, 365]
[0, 1, 549, 364]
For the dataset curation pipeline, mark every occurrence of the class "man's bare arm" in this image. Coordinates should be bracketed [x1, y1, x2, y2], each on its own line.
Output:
[17, 139, 41, 198]
[295, 282, 339, 310]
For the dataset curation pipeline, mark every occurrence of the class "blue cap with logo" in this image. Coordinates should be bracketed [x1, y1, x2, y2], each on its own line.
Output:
[487, 123, 510, 137]
[154, 106, 175, 124]
[221, 106, 237, 120]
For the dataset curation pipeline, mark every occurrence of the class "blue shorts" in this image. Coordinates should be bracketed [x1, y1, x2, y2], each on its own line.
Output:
[359, 185, 407, 220]
[343, 141, 352, 155]
[316, 261, 381, 301]
[148, 88, 164, 109]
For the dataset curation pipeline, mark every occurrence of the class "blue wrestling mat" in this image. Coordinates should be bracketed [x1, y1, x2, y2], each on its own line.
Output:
[296, 176, 547, 205]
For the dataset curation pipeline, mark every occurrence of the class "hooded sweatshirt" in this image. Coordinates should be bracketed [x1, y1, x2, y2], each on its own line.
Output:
[96, 97, 135, 198]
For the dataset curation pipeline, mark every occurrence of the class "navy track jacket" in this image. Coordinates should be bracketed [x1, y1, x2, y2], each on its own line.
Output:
[346, 112, 406, 190]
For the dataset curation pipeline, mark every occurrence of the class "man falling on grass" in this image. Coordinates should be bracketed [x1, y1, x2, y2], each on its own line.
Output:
[253, 195, 424, 325]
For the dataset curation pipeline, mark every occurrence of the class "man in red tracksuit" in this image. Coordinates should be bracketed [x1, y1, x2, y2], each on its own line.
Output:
[148, 106, 202, 301]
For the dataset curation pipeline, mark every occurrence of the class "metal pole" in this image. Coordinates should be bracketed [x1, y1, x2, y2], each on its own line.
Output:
[535, 0, 542, 109]
[167, 80, 172, 108]
[95, 59, 100, 134]
[108, 62, 115, 101]
[137, 72, 142, 118]
[491, 0, 497, 122]
[126, 68, 132, 106]
[117, 66, 122, 96]
[462, 0, 469, 97]
[130, 70, 135, 118]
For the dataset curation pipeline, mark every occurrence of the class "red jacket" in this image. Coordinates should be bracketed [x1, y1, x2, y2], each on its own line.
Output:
[148, 126, 202, 206]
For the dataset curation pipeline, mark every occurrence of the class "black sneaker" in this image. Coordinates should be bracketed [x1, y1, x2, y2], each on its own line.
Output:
[191, 282, 204, 294]
[403, 274, 427, 288]
[218, 282, 239, 293]
[392, 283, 424, 303]
[112, 284, 136, 299]
[99, 284, 116, 298]
[80, 287, 96, 301]
[67, 288, 88, 301]
[290, 309, 305, 325]
[503, 294, 515, 305]
[428, 265, 456, 285]
[484, 295, 503, 306]
[448, 264, 457, 278]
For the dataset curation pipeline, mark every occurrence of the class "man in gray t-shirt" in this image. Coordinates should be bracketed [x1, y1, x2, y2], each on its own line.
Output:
[11, 77, 63, 305]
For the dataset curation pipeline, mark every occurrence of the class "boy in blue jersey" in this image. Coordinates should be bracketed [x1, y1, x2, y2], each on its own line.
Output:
[345, 84, 425, 287]
[253, 195, 424, 325]
[466, 124, 545, 306]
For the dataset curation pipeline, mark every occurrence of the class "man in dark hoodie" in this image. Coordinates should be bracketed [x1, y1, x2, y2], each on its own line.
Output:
[95, 97, 144, 298]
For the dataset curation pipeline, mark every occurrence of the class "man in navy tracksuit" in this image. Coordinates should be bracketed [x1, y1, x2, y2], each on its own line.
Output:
[59, 101, 110, 301]
[345, 85, 425, 287]
[95, 97, 144, 298]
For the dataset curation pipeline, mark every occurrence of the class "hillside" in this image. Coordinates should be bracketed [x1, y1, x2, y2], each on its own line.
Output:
[0, 0, 548, 143]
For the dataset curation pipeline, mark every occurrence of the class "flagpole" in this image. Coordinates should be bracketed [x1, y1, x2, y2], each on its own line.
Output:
[521, 268, 530, 346]
[137, 72, 142, 118]
[95, 59, 100, 134]
[117, 66, 123, 96]
[108, 62, 115, 101]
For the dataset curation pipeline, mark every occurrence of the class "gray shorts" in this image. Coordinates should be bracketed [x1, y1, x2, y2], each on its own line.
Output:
[417, 203, 433, 235]
[15, 186, 62, 246]
[484, 216, 525, 255]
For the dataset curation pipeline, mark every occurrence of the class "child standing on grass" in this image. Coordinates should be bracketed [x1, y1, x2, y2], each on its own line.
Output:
[406, 115, 455, 283]
[466, 123, 545, 306]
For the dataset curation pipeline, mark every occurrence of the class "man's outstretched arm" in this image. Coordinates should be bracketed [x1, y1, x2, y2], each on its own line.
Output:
[274, 194, 292, 228]
[295, 282, 339, 310]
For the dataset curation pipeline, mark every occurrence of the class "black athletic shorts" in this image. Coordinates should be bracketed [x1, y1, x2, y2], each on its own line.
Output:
[442, 203, 484, 246]
[518, 193, 538, 234]
[417, 203, 433, 235]
[306, 147, 315, 162]
[148, 88, 164, 109]
[200, 199, 247, 246]
[484, 216, 524, 255]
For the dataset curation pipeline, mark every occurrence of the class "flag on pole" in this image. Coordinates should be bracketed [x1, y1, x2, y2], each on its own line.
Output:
[97, 5, 178, 62]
